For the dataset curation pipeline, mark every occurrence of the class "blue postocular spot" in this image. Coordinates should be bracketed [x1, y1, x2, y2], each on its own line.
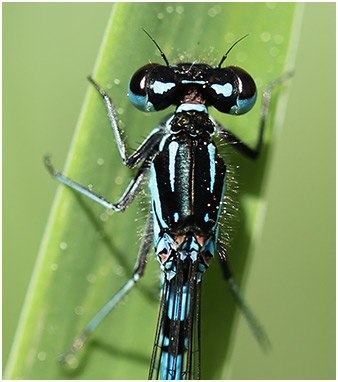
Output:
[211, 83, 233, 97]
[153, 81, 175, 94]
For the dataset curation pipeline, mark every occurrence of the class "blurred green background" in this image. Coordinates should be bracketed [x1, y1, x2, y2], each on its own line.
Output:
[3, 2, 335, 379]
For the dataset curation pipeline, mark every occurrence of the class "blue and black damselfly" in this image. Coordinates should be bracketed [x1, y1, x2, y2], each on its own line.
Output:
[45, 31, 289, 379]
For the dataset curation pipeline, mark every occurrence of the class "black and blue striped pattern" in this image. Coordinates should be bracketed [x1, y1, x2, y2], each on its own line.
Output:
[148, 104, 226, 378]
[45, 32, 280, 379]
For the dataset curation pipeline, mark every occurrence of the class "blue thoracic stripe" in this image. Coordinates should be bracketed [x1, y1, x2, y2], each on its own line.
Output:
[149, 163, 169, 235]
[168, 141, 179, 192]
[207, 143, 216, 193]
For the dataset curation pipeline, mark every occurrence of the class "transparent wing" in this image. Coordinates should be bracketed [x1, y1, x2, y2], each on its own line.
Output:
[149, 257, 202, 380]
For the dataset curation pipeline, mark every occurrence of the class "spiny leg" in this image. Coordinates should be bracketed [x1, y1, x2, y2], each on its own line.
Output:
[214, 72, 293, 345]
[44, 96, 166, 209]
[44, 150, 154, 212]
[215, 71, 293, 159]
[59, 213, 154, 365]
[88, 76, 166, 168]
[218, 247, 270, 351]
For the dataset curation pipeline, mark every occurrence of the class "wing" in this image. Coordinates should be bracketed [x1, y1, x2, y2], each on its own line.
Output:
[149, 257, 202, 380]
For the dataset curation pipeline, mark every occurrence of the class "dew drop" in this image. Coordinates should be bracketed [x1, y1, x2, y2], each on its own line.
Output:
[236, 51, 247, 62]
[115, 265, 126, 277]
[208, 7, 217, 17]
[260, 31, 271, 43]
[74, 306, 84, 316]
[37, 351, 47, 361]
[100, 213, 108, 222]
[51, 263, 58, 271]
[176, 6, 184, 14]
[68, 357, 79, 369]
[274, 34, 284, 44]
[87, 273, 97, 283]
[60, 242, 67, 250]
[225, 33, 234, 43]
[115, 176, 122, 185]
[269, 46, 279, 57]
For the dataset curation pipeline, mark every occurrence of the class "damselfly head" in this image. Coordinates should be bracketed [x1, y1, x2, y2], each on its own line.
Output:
[128, 31, 256, 115]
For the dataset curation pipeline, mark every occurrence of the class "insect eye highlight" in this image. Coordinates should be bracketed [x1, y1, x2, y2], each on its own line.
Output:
[128, 63, 161, 112]
[228, 66, 257, 115]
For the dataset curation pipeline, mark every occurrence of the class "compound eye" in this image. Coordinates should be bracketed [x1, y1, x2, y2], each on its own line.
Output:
[228, 66, 257, 115]
[146, 65, 178, 111]
[128, 63, 161, 112]
[207, 66, 257, 115]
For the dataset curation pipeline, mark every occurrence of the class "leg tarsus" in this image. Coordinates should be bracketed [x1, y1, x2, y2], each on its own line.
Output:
[58, 277, 137, 366]
[44, 155, 151, 212]
[44, 154, 60, 177]
[44, 155, 121, 211]
[58, 214, 154, 365]
[220, 256, 270, 351]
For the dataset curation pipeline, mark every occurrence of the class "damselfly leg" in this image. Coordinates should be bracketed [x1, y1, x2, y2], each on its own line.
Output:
[58, 213, 154, 365]
[44, 78, 166, 363]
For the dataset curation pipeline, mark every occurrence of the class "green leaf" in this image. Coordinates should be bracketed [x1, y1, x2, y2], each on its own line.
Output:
[5, 3, 302, 380]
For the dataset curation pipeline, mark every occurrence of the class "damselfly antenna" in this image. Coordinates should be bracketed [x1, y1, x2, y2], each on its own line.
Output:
[142, 27, 170, 67]
[218, 34, 250, 68]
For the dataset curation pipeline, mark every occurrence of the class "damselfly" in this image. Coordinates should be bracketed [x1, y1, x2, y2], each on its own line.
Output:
[45, 31, 288, 379]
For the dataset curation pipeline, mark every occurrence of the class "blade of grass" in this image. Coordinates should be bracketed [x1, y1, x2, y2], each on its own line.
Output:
[5, 3, 302, 379]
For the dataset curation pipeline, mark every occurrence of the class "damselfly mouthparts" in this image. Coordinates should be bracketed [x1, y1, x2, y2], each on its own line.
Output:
[45, 32, 288, 379]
